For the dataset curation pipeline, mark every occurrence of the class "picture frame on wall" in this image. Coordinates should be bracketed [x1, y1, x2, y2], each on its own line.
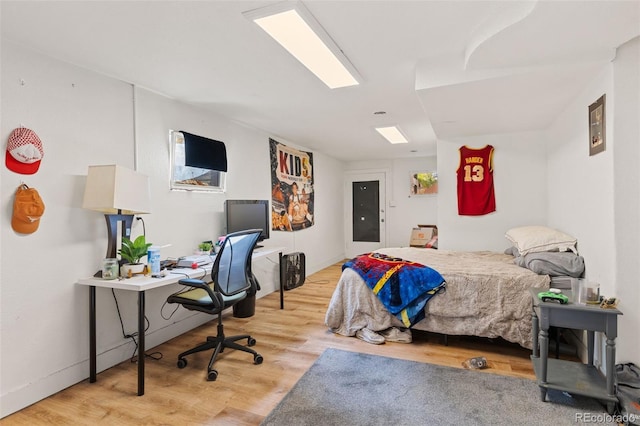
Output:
[410, 171, 438, 196]
[589, 94, 606, 156]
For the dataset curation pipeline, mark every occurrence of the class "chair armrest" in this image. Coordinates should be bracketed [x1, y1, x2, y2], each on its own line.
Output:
[179, 278, 208, 288]
[177, 278, 222, 308]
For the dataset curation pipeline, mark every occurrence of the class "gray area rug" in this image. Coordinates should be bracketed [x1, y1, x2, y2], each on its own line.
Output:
[261, 348, 616, 425]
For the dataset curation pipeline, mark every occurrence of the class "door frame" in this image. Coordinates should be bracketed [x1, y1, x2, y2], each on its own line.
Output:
[344, 169, 388, 258]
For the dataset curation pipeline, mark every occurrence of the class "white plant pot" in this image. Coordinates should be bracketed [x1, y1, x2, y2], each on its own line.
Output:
[121, 263, 146, 277]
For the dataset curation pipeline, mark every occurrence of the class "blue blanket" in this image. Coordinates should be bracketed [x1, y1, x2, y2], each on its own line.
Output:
[343, 252, 446, 327]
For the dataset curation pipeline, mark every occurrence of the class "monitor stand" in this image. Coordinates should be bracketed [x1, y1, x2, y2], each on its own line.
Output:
[255, 244, 263, 249]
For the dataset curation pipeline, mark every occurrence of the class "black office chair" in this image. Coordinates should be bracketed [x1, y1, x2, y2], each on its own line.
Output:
[167, 229, 264, 381]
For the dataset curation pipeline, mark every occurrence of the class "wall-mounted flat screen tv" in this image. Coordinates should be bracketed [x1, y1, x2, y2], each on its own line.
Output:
[224, 199, 270, 242]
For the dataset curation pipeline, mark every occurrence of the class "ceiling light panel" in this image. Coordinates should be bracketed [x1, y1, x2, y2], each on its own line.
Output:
[375, 126, 409, 144]
[244, 2, 360, 89]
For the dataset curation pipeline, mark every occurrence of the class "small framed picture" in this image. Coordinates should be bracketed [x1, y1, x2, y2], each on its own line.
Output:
[410, 171, 438, 196]
[589, 94, 606, 156]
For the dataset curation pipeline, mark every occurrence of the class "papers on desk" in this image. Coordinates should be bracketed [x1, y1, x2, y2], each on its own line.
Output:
[176, 255, 215, 268]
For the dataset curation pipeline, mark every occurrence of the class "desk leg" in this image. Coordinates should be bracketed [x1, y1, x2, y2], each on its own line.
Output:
[89, 286, 97, 383]
[138, 291, 145, 396]
[279, 252, 284, 310]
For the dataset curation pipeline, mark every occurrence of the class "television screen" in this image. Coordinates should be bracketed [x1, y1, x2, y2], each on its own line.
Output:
[224, 200, 270, 242]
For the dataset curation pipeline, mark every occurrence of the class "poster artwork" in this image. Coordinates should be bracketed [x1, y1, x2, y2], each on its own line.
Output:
[270, 139, 314, 232]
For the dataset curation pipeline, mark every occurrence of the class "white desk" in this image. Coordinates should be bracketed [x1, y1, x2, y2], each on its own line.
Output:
[77, 246, 284, 396]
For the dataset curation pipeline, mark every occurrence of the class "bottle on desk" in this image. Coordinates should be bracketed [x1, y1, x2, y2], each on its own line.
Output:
[148, 247, 161, 276]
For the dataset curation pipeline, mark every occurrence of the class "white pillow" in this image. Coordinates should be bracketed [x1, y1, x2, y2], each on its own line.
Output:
[505, 226, 577, 256]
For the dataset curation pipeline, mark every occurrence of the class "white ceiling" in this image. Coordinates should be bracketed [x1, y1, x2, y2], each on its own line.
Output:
[1, 1, 638, 161]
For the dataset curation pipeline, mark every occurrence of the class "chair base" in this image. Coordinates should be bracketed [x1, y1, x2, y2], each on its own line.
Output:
[176, 323, 263, 381]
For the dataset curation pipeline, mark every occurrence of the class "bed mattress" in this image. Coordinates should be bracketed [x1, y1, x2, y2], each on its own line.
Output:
[325, 248, 550, 349]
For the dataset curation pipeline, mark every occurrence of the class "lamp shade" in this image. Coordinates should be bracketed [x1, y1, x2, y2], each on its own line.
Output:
[82, 165, 151, 214]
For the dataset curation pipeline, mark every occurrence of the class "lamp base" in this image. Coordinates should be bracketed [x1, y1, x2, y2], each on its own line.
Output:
[105, 214, 134, 259]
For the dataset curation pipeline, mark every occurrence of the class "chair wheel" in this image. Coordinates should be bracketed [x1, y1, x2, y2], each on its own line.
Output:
[248, 337, 256, 346]
[177, 358, 187, 369]
[254, 354, 263, 365]
[207, 369, 218, 381]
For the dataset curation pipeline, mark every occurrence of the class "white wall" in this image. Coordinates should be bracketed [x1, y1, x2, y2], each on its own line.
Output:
[345, 156, 438, 248]
[1, 40, 137, 417]
[388, 157, 438, 247]
[436, 133, 548, 251]
[134, 89, 345, 284]
[611, 37, 640, 365]
[0, 41, 345, 417]
[546, 38, 639, 366]
[546, 64, 615, 293]
[545, 63, 615, 365]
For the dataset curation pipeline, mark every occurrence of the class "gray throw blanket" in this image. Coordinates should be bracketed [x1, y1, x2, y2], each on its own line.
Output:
[513, 251, 584, 277]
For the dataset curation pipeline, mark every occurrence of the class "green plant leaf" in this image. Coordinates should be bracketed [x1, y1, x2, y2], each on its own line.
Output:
[118, 235, 153, 264]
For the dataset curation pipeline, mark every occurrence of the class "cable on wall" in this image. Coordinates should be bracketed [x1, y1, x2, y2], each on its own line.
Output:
[132, 84, 140, 171]
[136, 216, 146, 237]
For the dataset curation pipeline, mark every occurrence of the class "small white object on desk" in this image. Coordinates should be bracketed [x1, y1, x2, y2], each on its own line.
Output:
[176, 255, 214, 268]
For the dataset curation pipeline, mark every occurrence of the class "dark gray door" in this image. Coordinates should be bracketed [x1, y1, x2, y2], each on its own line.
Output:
[345, 172, 386, 258]
[352, 180, 380, 242]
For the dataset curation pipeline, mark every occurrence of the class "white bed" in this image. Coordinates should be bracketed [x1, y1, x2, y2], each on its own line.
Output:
[325, 247, 550, 349]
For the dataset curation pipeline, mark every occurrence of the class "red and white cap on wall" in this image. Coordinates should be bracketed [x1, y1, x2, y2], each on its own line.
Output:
[5, 127, 44, 175]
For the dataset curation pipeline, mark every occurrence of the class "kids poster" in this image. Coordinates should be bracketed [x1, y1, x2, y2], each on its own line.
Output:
[270, 139, 314, 232]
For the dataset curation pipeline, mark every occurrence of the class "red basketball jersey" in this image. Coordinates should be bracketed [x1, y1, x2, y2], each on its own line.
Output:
[457, 145, 496, 216]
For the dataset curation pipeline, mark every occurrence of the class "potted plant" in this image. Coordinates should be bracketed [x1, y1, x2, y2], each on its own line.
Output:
[197, 241, 213, 255]
[118, 235, 152, 277]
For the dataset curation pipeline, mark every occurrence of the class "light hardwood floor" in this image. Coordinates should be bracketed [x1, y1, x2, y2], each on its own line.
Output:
[2, 261, 547, 425]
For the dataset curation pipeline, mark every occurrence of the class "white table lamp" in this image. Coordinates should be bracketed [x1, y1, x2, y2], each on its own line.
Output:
[82, 165, 151, 260]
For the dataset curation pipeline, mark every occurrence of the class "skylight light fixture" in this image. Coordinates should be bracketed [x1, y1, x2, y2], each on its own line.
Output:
[375, 126, 409, 144]
[243, 2, 361, 89]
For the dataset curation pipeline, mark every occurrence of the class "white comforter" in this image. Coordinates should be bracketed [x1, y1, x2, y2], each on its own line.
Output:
[325, 248, 550, 349]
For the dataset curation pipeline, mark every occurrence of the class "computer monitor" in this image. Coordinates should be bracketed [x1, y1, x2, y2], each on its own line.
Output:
[224, 200, 270, 242]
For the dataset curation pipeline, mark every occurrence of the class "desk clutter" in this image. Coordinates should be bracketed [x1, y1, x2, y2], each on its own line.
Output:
[176, 254, 215, 268]
[95, 235, 232, 280]
[97, 255, 213, 280]
[95, 233, 278, 280]
[160, 259, 177, 270]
